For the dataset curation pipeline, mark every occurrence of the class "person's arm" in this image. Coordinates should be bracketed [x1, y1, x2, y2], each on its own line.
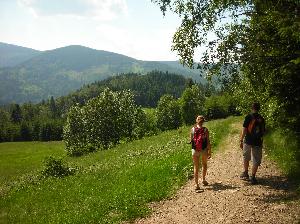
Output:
[240, 127, 247, 149]
[190, 127, 194, 143]
[240, 115, 250, 149]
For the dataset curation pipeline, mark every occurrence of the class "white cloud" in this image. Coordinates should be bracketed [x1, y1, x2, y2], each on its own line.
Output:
[91, 24, 178, 61]
[18, 0, 128, 21]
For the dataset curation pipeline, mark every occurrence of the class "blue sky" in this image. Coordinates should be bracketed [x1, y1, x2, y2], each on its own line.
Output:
[0, 0, 188, 61]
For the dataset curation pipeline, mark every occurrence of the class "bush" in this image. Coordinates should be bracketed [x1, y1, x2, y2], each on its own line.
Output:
[41, 156, 75, 178]
[156, 94, 182, 131]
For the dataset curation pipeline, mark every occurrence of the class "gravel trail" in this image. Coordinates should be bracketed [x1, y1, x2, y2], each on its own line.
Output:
[135, 123, 300, 224]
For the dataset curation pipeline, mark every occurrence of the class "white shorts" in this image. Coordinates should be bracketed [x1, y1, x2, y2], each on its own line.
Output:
[192, 148, 208, 157]
[243, 143, 262, 166]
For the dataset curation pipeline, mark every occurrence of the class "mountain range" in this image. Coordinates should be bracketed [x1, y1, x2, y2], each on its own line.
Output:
[0, 42, 204, 105]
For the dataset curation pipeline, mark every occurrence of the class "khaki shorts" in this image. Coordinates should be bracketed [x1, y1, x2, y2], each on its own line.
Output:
[192, 148, 208, 157]
[243, 143, 262, 166]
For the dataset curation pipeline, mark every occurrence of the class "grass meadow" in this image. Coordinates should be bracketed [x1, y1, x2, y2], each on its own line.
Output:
[0, 117, 239, 224]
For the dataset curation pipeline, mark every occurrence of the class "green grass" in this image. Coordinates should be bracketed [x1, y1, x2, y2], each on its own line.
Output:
[0, 141, 65, 185]
[0, 117, 238, 224]
[264, 128, 300, 186]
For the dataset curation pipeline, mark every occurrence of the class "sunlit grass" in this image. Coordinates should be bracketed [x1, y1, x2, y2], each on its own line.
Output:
[0, 117, 238, 223]
[264, 129, 300, 183]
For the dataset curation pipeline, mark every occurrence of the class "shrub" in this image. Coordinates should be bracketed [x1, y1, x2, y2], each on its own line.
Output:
[41, 156, 75, 178]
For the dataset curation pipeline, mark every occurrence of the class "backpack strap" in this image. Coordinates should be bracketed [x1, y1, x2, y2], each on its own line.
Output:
[247, 114, 256, 134]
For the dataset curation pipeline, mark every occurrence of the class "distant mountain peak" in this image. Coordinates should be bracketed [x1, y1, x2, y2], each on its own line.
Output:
[0, 42, 206, 105]
[0, 42, 41, 67]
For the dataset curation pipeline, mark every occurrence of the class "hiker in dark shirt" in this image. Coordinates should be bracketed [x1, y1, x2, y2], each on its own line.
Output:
[240, 102, 266, 184]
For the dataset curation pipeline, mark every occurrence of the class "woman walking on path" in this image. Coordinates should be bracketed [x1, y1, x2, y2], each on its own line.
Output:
[190, 115, 211, 191]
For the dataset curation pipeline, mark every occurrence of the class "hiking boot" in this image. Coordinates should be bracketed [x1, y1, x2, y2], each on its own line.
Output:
[195, 185, 201, 191]
[250, 176, 258, 185]
[240, 171, 249, 180]
[202, 180, 209, 186]
[195, 185, 204, 193]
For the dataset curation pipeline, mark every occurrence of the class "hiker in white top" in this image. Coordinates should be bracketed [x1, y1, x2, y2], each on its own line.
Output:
[190, 115, 211, 191]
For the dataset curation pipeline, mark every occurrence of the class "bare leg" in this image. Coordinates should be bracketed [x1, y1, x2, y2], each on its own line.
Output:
[244, 160, 249, 173]
[193, 155, 200, 187]
[202, 152, 208, 181]
[252, 165, 258, 176]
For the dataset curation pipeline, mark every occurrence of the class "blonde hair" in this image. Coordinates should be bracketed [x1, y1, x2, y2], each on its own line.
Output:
[195, 115, 205, 124]
[196, 115, 205, 121]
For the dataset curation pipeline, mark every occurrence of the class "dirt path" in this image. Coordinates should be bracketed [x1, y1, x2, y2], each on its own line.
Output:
[135, 123, 300, 224]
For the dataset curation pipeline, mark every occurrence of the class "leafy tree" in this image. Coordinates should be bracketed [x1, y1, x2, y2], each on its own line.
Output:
[153, 0, 300, 131]
[180, 85, 205, 124]
[204, 93, 238, 119]
[63, 105, 87, 155]
[63, 88, 145, 156]
[156, 94, 182, 131]
[143, 108, 159, 136]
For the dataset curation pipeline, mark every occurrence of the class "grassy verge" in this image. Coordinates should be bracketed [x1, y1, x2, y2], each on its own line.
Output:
[0, 117, 238, 224]
[264, 128, 300, 190]
[0, 141, 65, 186]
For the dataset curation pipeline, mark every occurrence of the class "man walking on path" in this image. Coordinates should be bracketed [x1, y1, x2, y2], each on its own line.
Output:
[240, 102, 266, 184]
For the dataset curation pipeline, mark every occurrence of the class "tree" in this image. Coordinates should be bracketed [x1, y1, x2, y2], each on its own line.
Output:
[49, 96, 58, 118]
[156, 94, 182, 131]
[10, 104, 22, 123]
[0, 109, 10, 142]
[180, 85, 205, 124]
[153, 0, 300, 131]
[63, 88, 145, 156]
[20, 122, 32, 141]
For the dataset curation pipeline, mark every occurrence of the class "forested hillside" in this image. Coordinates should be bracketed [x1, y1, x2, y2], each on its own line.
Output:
[0, 42, 41, 67]
[0, 44, 205, 105]
[58, 71, 196, 109]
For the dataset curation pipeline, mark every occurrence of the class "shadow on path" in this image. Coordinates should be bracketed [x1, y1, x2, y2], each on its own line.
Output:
[205, 182, 240, 191]
[257, 175, 300, 203]
[258, 175, 290, 190]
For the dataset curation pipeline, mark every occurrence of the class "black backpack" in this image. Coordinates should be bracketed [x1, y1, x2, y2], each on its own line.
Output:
[247, 114, 264, 139]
